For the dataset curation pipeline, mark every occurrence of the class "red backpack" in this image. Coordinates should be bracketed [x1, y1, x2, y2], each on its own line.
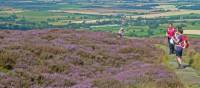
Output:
[181, 35, 190, 48]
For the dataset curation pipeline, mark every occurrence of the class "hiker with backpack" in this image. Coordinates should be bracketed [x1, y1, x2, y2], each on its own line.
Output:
[166, 23, 176, 54]
[172, 27, 189, 69]
[118, 27, 124, 38]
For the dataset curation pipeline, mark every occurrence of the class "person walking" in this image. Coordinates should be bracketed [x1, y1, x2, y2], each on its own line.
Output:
[166, 23, 176, 54]
[118, 27, 124, 38]
[172, 28, 188, 69]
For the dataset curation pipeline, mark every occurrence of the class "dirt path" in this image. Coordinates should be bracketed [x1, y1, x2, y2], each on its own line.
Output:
[156, 44, 200, 88]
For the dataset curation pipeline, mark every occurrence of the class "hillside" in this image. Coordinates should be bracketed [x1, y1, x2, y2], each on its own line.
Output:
[0, 30, 184, 88]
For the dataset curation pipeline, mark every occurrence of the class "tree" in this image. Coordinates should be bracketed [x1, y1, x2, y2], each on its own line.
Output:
[191, 21, 197, 25]
[148, 23, 159, 29]
[148, 29, 154, 36]
[176, 24, 187, 28]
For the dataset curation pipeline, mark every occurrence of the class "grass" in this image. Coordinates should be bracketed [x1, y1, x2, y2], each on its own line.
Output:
[14, 10, 107, 24]
[90, 25, 151, 37]
[154, 44, 171, 66]
[125, 26, 150, 37]
[91, 25, 120, 33]
[187, 35, 200, 38]
[183, 44, 200, 75]
[191, 53, 200, 70]
[0, 50, 20, 70]
[92, 79, 129, 88]
[185, 24, 200, 30]
[92, 71, 183, 88]
[16, 11, 66, 21]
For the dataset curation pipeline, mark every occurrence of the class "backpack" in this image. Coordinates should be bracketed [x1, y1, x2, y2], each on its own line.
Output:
[181, 35, 190, 48]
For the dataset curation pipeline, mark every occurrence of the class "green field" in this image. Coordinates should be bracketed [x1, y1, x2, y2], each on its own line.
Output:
[0, 0, 200, 37]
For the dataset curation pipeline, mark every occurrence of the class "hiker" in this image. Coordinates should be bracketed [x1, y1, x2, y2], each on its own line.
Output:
[172, 28, 187, 69]
[166, 23, 176, 54]
[118, 27, 124, 38]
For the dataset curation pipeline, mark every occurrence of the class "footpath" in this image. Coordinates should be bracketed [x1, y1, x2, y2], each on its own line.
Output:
[157, 44, 200, 88]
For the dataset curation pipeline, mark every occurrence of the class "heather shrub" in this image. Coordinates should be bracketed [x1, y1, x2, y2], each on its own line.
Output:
[41, 34, 57, 41]
[15, 72, 45, 86]
[33, 75, 45, 85]
[92, 66, 105, 73]
[92, 78, 163, 88]
[0, 35, 4, 39]
[161, 54, 170, 65]
[76, 50, 94, 65]
[5, 44, 21, 50]
[69, 56, 84, 65]
[0, 30, 184, 87]
[48, 64, 70, 73]
[156, 78, 183, 88]
[0, 50, 19, 70]
[98, 56, 126, 67]
[39, 52, 54, 60]
[102, 38, 119, 45]
[128, 77, 157, 88]
[24, 44, 67, 55]
[64, 79, 76, 87]
[48, 29, 63, 33]
[125, 73, 182, 88]
[76, 50, 126, 67]
[92, 79, 128, 88]
[13, 69, 35, 87]
[119, 47, 144, 54]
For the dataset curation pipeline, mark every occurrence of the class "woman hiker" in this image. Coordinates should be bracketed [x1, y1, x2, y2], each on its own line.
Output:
[166, 23, 176, 54]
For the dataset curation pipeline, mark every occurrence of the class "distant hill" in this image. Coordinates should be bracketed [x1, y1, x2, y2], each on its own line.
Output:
[63, 0, 200, 3]
[1, 0, 200, 3]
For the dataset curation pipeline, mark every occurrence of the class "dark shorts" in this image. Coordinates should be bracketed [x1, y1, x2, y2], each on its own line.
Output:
[168, 38, 175, 53]
[118, 33, 123, 37]
[175, 46, 183, 57]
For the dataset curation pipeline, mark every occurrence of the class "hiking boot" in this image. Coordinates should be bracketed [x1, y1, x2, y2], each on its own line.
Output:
[183, 64, 189, 68]
[177, 64, 185, 69]
[169, 51, 175, 55]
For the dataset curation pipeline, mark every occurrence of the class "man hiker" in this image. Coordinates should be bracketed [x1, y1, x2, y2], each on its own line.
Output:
[172, 28, 187, 69]
[166, 23, 176, 54]
[118, 27, 124, 38]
